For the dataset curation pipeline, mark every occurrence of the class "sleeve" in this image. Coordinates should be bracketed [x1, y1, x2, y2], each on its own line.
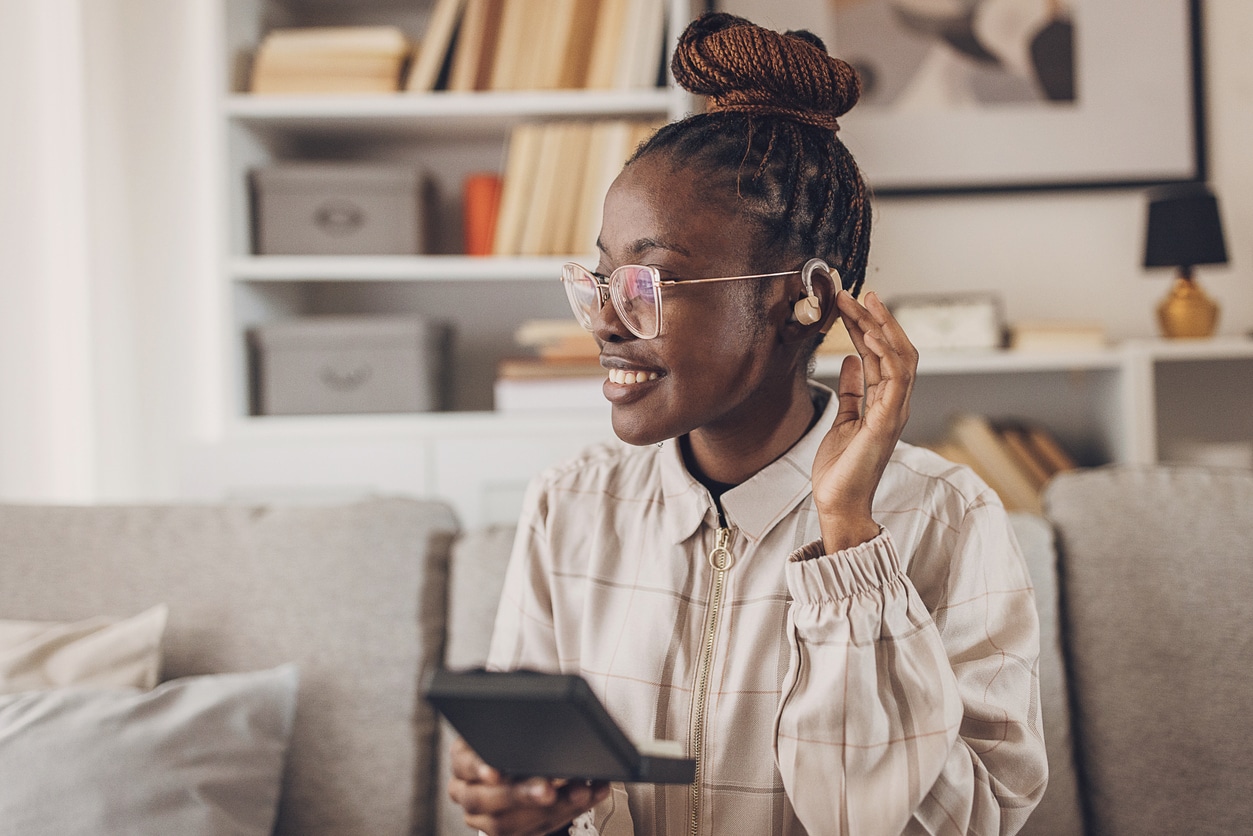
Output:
[774, 506, 1048, 835]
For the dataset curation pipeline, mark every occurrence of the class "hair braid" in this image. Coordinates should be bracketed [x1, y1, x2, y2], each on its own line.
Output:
[630, 12, 871, 301]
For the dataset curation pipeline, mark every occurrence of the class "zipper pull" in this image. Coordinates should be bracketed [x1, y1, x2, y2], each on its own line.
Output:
[707, 527, 733, 571]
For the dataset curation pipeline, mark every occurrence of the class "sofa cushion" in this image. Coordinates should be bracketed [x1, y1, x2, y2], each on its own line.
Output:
[1009, 513, 1086, 836]
[1044, 465, 1253, 836]
[0, 499, 458, 836]
[0, 665, 297, 836]
[0, 604, 167, 694]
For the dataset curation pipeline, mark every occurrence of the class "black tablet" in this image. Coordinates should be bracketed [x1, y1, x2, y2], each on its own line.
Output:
[425, 668, 695, 784]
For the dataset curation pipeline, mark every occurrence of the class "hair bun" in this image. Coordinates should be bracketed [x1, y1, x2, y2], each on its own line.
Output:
[671, 12, 860, 130]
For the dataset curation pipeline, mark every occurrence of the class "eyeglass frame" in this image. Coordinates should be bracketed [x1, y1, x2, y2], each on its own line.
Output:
[560, 262, 801, 340]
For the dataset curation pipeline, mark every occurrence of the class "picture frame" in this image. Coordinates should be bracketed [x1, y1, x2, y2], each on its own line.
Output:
[827, 0, 1204, 195]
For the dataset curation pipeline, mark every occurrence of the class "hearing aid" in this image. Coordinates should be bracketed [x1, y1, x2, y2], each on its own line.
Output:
[793, 258, 837, 326]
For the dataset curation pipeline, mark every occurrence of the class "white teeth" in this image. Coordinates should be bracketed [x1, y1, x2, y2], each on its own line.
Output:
[609, 369, 659, 385]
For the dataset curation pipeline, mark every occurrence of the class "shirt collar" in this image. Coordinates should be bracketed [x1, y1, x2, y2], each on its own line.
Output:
[659, 382, 837, 545]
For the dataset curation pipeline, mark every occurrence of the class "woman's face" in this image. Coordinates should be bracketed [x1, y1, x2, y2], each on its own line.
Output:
[593, 154, 797, 447]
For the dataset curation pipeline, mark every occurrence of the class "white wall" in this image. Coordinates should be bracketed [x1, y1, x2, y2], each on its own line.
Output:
[724, 0, 1253, 341]
[1, 0, 1248, 501]
[0, 1, 98, 501]
[0, 0, 218, 502]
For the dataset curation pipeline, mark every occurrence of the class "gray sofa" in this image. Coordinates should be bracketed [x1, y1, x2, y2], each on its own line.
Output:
[2, 465, 1250, 835]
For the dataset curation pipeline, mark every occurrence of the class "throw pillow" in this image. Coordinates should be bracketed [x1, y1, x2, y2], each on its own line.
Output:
[0, 664, 298, 836]
[0, 604, 168, 693]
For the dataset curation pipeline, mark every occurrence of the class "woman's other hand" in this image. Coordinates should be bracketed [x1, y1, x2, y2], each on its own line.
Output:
[447, 736, 611, 836]
[811, 289, 919, 553]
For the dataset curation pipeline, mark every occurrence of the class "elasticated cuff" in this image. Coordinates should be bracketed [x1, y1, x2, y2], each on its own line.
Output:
[785, 528, 902, 602]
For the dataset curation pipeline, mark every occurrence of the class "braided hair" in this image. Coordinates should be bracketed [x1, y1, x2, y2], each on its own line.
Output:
[631, 12, 871, 298]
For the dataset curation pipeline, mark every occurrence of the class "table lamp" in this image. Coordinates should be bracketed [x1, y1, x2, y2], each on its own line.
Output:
[1143, 182, 1228, 338]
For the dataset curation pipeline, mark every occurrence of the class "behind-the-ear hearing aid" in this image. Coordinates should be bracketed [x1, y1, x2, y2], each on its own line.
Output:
[793, 258, 833, 326]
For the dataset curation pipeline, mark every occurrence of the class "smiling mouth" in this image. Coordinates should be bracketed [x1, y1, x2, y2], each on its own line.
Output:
[607, 368, 660, 385]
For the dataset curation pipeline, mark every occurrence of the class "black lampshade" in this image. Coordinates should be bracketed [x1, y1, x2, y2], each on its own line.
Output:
[1143, 183, 1229, 269]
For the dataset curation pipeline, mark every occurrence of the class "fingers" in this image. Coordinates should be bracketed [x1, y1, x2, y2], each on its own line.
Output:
[448, 737, 611, 836]
[835, 289, 882, 386]
[835, 354, 864, 426]
[836, 290, 918, 390]
[450, 735, 500, 784]
[451, 776, 610, 836]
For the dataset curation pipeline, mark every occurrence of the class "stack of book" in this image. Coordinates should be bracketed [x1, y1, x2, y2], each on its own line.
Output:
[493, 320, 606, 413]
[492, 119, 662, 257]
[1008, 321, 1107, 352]
[921, 414, 1078, 513]
[250, 27, 412, 94]
[406, 0, 667, 93]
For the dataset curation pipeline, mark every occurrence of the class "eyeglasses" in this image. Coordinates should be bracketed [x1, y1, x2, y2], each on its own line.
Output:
[560, 262, 799, 340]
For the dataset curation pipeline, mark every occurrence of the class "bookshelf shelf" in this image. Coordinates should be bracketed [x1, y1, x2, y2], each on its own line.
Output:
[812, 347, 1122, 378]
[230, 255, 591, 282]
[225, 89, 681, 137]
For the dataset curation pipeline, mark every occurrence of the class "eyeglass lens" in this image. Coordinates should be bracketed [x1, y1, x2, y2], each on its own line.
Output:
[562, 265, 661, 339]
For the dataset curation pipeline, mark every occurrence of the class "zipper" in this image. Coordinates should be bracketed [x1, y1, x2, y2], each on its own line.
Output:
[690, 524, 733, 836]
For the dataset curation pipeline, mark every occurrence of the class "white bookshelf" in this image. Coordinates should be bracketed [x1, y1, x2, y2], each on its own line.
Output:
[194, 1, 1253, 528]
[229, 255, 589, 282]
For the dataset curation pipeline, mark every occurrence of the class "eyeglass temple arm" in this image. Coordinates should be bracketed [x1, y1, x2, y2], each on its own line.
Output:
[654, 270, 800, 287]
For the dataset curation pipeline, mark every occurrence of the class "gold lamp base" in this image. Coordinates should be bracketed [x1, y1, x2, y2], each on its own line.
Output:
[1157, 274, 1219, 339]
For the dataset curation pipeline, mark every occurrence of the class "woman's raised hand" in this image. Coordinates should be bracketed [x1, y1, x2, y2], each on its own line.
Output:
[447, 736, 610, 836]
[810, 289, 919, 553]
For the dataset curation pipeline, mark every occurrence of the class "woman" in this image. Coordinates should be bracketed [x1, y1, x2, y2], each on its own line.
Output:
[450, 12, 1047, 836]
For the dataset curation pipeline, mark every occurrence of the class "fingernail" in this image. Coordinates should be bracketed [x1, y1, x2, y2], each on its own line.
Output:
[527, 780, 550, 801]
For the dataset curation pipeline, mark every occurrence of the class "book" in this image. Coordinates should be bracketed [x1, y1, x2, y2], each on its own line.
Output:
[997, 425, 1053, 490]
[615, 0, 666, 89]
[949, 413, 1044, 513]
[491, 122, 545, 255]
[497, 356, 605, 379]
[585, 0, 630, 89]
[489, 0, 560, 90]
[922, 439, 984, 474]
[1024, 425, 1078, 474]
[545, 122, 595, 255]
[1009, 321, 1107, 352]
[446, 0, 504, 91]
[486, 0, 529, 90]
[251, 27, 411, 94]
[253, 25, 411, 55]
[405, 0, 467, 92]
[550, 0, 602, 89]
[518, 122, 574, 256]
[462, 173, 503, 256]
[515, 319, 599, 360]
[494, 357, 608, 413]
[571, 119, 661, 255]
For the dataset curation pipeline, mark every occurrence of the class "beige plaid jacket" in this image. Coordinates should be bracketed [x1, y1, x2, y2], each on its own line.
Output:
[488, 385, 1047, 835]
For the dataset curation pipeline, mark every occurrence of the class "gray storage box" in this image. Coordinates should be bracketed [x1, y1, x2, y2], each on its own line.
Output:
[249, 316, 451, 415]
[251, 163, 430, 255]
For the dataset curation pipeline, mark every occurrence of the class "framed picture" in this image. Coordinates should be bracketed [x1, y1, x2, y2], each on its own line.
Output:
[822, 0, 1204, 195]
